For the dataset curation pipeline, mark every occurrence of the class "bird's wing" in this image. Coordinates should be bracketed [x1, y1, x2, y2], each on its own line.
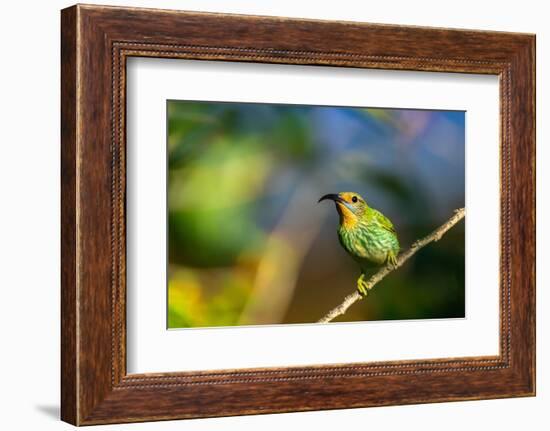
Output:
[372, 209, 396, 234]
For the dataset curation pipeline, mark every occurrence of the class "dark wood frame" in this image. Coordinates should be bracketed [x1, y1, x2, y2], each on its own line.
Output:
[61, 4, 535, 425]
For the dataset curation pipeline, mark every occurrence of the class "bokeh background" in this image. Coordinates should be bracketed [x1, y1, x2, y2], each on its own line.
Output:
[167, 100, 465, 328]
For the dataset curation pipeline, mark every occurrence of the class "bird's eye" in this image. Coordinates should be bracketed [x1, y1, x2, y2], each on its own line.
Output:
[352, 196, 358, 203]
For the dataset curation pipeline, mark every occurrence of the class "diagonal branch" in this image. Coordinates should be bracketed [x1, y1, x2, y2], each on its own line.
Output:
[317, 207, 466, 323]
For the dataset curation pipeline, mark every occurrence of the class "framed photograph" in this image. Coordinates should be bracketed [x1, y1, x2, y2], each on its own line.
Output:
[61, 4, 535, 425]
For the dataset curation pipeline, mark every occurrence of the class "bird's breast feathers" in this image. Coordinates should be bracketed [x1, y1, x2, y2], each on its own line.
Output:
[338, 221, 399, 265]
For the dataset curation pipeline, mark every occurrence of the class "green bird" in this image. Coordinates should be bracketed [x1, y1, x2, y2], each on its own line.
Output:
[319, 192, 400, 296]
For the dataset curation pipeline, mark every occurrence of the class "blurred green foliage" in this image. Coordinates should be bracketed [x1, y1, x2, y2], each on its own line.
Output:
[167, 101, 465, 328]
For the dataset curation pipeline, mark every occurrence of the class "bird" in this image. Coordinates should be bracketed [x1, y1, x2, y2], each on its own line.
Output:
[318, 192, 400, 296]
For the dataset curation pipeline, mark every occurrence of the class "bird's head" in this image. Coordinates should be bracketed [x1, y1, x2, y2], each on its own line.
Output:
[318, 192, 368, 229]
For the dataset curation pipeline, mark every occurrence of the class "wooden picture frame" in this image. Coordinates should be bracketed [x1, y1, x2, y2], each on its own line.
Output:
[61, 4, 535, 425]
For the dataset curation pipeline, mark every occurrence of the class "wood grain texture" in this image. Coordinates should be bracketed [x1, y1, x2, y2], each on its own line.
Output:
[60, 4, 536, 425]
[60, 6, 78, 425]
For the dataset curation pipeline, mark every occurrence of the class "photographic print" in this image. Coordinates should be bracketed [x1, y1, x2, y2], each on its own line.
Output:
[60, 7, 536, 423]
[167, 100, 466, 329]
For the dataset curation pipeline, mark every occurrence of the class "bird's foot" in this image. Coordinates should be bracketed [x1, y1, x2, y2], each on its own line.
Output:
[357, 274, 371, 297]
[387, 252, 399, 269]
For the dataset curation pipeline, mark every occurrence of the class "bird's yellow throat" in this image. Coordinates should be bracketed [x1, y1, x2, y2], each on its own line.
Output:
[336, 202, 358, 229]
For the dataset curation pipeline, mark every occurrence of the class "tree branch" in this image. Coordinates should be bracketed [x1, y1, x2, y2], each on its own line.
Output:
[317, 207, 466, 323]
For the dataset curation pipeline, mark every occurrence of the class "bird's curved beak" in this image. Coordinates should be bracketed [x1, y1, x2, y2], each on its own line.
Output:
[318, 193, 357, 214]
[318, 193, 343, 204]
